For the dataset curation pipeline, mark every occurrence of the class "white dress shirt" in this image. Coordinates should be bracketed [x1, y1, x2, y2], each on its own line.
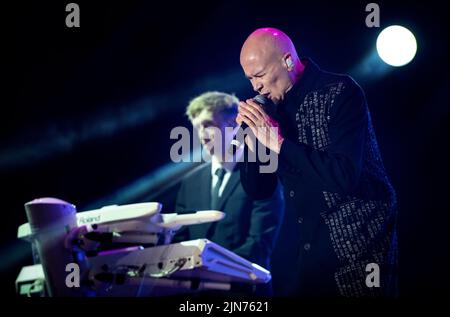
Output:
[210, 149, 243, 197]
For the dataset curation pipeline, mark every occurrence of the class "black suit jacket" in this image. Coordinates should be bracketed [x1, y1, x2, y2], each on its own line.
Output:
[174, 162, 284, 270]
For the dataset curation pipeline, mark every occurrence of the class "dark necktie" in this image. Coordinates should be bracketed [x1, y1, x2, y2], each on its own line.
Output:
[211, 168, 226, 210]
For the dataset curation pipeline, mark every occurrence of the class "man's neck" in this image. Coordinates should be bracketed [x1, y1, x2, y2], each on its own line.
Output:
[293, 59, 306, 85]
[283, 60, 306, 98]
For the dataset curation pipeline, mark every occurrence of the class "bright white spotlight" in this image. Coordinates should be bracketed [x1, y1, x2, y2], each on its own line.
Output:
[376, 25, 417, 67]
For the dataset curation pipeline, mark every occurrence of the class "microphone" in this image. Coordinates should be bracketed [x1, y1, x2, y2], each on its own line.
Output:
[229, 94, 273, 154]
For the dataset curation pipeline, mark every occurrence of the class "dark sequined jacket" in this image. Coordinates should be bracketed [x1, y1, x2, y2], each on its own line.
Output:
[240, 58, 398, 297]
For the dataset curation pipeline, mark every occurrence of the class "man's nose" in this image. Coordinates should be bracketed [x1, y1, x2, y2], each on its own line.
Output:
[199, 128, 207, 139]
[252, 80, 263, 93]
[200, 127, 213, 139]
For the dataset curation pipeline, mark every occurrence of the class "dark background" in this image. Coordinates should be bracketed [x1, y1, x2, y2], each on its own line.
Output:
[2, 0, 448, 298]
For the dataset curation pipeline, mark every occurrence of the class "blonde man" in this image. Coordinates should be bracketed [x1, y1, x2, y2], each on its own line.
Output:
[174, 91, 284, 295]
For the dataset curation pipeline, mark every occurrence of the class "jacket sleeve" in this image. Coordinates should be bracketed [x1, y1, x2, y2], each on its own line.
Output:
[239, 140, 279, 200]
[278, 79, 368, 194]
[232, 183, 285, 268]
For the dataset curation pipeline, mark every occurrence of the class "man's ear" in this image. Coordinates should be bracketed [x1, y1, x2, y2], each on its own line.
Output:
[284, 53, 294, 70]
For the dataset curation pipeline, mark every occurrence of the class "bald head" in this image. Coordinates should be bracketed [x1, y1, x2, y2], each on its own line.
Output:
[240, 28, 304, 104]
[240, 28, 298, 66]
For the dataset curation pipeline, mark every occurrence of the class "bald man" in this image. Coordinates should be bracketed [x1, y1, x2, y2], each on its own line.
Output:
[236, 28, 398, 297]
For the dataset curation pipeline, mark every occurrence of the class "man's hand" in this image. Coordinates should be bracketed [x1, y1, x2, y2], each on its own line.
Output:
[236, 99, 284, 154]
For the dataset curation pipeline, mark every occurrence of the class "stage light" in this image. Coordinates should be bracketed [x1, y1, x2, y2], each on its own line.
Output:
[376, 25, 417, 67]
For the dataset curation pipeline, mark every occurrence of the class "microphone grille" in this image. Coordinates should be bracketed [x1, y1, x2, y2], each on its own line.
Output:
[253, 94, 269, 105]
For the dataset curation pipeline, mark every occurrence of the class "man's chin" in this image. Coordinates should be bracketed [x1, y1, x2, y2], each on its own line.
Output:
[269, 95, 280, 104]
[205, 148, 214, 157]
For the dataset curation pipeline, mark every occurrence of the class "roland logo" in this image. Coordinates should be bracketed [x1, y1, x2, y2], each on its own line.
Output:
[78, 215, 101, 224]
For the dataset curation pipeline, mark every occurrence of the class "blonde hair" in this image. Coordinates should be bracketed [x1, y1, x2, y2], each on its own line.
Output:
[186, 91, 239, 122]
